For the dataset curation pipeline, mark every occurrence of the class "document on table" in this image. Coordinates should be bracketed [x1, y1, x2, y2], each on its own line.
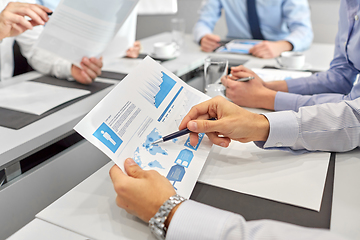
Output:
[198, 142, 330, 211]
[0, 81, 90, 115]
[251, 68, 312, 82]
[74, 57, 212, 198]
[216, 39, 260, 54]
[35, 0, 139, 66]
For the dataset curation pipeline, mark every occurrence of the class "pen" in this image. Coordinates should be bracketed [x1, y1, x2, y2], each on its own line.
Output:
[47, 12, 53, 16]
[234, 76, 254, 82]
[151, 118, 216, 145]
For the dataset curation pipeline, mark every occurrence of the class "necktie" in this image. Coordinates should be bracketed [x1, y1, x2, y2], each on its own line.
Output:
[247, 0, 264, 40]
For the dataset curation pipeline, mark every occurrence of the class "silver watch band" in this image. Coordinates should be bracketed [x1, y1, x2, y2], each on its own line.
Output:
[149, 194, 186, 240]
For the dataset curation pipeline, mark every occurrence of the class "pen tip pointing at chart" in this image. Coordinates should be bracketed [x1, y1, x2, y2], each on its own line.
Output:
[151, 139, 163, 145]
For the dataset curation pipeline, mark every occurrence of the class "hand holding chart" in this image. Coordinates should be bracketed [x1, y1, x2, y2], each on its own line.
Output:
[74, 57, 213, 198]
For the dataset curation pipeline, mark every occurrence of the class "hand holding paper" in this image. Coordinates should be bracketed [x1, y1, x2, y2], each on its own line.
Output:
[74, 57, 213, 198]
[0, 2, 51, 40]
[71, 57, 103, 84]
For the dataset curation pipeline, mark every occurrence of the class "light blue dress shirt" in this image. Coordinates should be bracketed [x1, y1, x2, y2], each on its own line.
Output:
[275, 0, 360, 112]
[193, 0, 313, 51]
[36, 0, 59, 11]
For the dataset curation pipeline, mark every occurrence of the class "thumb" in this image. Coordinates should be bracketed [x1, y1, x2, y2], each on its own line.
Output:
[187, 119, 220, 134]
[124, 158, 145, 179]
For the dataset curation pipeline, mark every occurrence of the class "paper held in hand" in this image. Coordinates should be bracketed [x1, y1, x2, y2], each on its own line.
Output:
[34, 0, 139, 66]
[74, 57, 213, 198]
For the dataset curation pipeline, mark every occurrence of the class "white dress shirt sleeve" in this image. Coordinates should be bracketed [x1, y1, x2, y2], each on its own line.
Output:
[166, 200, 346, 240]
[258, 98, 360, 153]
[15, 25, 72, 79]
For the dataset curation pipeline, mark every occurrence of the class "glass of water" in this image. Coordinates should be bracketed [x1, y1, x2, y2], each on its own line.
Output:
[171, 18, 185, 52]
[204, 57, 228, 97]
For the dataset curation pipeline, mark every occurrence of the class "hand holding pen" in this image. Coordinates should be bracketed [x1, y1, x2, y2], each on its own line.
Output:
[152, 118, 216, 145]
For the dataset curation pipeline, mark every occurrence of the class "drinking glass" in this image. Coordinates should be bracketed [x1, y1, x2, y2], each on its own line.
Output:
[204, 57, 228, 97]
[171, 18, 185, 51]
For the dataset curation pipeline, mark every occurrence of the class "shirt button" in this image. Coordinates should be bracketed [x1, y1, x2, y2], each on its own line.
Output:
[355, 15, 359, 21]
[275, 142, 283, 147]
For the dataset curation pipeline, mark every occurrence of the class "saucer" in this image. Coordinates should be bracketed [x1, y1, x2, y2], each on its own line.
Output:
[150, 51, 180, 61]
[274, 62, 312, 71]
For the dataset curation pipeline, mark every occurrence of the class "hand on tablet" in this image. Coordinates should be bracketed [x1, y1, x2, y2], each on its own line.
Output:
[200, 34, 221, 52]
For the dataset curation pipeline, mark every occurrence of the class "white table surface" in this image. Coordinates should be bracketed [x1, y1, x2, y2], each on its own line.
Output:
[7, 219, 88, 240]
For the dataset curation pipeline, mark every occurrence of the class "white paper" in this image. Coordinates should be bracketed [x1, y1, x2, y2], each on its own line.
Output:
[198, 142, 330, 211]
[35, 0, 139, 66]
[137, 0, 178, 15]
[251, 68, 312, 82]
[0, 81, 90, 115]
[74, 57, 212, 198]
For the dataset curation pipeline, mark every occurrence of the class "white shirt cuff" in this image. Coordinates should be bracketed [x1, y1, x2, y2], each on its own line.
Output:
[262, 111, 299, 148]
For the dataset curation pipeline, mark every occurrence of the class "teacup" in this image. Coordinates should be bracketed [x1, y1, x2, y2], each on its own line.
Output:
[277, 51, 305, 70]
[153, 42, 177, 58]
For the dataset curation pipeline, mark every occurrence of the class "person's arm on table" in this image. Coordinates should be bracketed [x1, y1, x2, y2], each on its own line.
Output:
[221, 66, 278, 110]
[248, 40, 293, 59]
[0, 2, 51, 40]
[193, 0, 222, 52]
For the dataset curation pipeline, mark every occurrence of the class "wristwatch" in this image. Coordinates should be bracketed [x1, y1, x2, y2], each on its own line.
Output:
[149, 194, 186, 240]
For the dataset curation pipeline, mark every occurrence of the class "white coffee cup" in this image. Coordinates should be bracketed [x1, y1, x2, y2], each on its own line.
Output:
[277, 51, 305, 70]
[153, 42, 177, 58]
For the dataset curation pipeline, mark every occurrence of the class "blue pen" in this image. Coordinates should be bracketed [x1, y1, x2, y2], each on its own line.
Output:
[151, 118, 216, 145]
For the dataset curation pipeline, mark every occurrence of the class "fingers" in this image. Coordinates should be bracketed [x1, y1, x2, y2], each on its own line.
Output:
[109, 164, 126, 185]
[178, 99, 215, 130]
[200, 34, 221, 52]
[80, 57, 102, 80]
[4, 11, 33, 30]
[12, 3, 50, 25]
[187, 118, 224, 134]
[124, 158, 145, 179]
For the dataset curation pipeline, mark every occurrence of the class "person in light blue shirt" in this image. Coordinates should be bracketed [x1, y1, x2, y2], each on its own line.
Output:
[193, 0, 313, 58]
[222, 0, 360, 112]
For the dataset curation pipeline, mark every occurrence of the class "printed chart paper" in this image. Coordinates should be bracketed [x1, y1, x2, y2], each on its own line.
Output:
[0, 81, 90, 115]
[35, 0, 139, 66]
[74, 57, 212, 198]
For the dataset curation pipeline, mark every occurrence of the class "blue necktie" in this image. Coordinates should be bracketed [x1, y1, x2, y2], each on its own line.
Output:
[247, 0, 264, 40]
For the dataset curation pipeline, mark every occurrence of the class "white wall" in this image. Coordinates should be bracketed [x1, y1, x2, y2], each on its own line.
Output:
[136, 0, 340, 44]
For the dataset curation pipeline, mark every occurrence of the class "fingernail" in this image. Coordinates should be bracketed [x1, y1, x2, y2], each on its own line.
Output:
[220, 142, 226, 147]
[126, 158, 136, 166]
[188, 121, 197, 131]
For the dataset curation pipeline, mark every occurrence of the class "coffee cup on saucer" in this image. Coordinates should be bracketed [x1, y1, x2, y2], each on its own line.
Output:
[153, 42, 177, 59]
[276, 51, 305, 70]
